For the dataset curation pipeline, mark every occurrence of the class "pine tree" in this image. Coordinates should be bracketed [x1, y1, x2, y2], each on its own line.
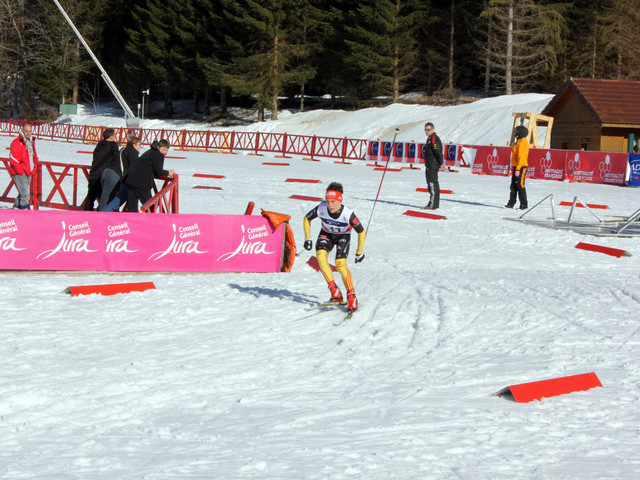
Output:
[30, 0, 103, 108]
[405, 0, 443, 96]
[125, 0, 184, 114]
[343, 0, 428, 102]
[600, 0, 640, 80]
[0, 0, 36, 117]
[194, 0, 228, 114]
[221, 0, 317, 121]
[343, 0, 395, 100]
[310, 1, 355, 106]
[481, 0, 566, 94]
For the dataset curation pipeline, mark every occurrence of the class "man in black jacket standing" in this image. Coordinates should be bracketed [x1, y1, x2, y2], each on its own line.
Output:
[84, 128, 119, 210]
[421, 122, 444, 210]
[125, 139, 175, 212]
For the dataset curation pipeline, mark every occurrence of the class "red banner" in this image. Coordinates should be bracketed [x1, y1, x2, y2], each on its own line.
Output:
[470, 146, 512, 176]
[527, 148, 566, 181]
[565, 150, 628, 185]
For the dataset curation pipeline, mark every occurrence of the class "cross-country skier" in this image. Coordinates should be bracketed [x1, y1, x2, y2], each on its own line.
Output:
[303, 182, 366, 314]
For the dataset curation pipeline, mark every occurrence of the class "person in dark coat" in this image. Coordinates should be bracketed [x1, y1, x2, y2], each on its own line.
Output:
[98, 131, 130, 210]
[421, 122, 444, 210]
[125, 139, 175, 212]
[84, 128, 119, 211]
[102, 135, 141, 212]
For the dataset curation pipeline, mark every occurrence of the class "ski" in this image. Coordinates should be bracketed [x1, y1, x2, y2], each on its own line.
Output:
[304, 301, 346, 312]
[333, 311, 355, 326]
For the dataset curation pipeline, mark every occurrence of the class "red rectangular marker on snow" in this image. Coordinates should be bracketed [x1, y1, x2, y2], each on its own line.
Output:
[559, 201, 608, 209]
[575, 242, 630, 258]
[263, 162, 290, 166]
[307, 255, 337, 272]
[416, 187, 454, 194]
[403, 210, 446, 220]
[64, 282, 156, 296]
[193, 173, 225, 179]
[289, 195, 322, 202]
[492, 372, 603, 403]
[285, 178, 320, 183]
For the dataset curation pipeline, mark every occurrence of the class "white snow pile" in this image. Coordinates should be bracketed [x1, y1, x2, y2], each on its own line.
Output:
[2, 94, 640, 479]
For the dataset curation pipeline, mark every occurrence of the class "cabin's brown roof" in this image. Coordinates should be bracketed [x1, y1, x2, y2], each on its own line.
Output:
[542, 77, 640, 126]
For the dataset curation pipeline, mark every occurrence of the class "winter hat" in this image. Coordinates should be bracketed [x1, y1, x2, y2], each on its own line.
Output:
[515, 126, 528, 139]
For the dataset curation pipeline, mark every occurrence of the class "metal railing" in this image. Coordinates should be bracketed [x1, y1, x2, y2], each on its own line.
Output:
[1, 157, 178, 213]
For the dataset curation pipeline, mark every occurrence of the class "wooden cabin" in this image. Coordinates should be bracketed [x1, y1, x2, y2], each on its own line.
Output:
[541, 77, 640, 152]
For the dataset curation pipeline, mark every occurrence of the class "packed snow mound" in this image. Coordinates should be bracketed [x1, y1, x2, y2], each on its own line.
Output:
[60, 93, 554, 147]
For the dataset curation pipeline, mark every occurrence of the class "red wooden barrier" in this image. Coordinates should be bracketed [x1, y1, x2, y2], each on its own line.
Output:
[2, 158, 179, 213]
[139, 175, 179, 213]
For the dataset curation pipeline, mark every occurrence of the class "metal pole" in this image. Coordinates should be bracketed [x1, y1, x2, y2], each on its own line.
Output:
[142, 89, 149, 129]
[52, 0, 137, 122]
[365, 128, 399, 235]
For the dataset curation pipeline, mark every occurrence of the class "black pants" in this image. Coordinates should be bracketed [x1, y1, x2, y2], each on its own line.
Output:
[83, 178, 102, 211]
[126, 185, 152, 212]
[425, 166, 440, 209]
[508, 166, 528, 207]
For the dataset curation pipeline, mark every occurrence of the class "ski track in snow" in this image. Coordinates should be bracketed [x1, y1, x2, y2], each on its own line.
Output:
[2, 98, 640, 478]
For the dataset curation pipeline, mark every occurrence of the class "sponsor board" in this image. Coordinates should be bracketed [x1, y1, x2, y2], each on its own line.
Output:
[628, 154, 640, 186]
[0, 210, 284, 273]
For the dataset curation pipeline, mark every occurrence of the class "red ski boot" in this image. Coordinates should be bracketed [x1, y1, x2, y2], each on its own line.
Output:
[346, 289, 358, 313]
[328, 281, 343, 303]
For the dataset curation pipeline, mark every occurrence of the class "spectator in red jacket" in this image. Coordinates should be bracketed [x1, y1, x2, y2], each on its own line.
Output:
[9, 123, 38, 209]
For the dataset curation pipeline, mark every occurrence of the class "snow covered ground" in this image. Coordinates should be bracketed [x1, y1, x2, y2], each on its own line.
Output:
[2, 94, 640, 479]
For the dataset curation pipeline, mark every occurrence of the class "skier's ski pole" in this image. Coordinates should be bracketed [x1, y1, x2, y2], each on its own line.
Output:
[365, 128, 399, 235]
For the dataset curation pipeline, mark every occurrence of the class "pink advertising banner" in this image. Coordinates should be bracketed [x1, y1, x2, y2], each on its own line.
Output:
[0, 210, 285, 272]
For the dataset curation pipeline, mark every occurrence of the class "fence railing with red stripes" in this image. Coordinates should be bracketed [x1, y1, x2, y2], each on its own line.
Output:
[0, 118, 370, 162]
[2, 118, 633, 187]
[1, 157, 179, 213]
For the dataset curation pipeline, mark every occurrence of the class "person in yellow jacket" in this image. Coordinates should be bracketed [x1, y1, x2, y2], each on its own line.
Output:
[505, 125, 530, 210]
[303, 182, 366, 313]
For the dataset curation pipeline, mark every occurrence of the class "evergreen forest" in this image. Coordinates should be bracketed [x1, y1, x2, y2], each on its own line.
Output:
[2, 0, 639, 121]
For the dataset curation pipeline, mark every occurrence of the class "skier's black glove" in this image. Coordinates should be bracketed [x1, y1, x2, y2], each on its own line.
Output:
[304, 239, 312, 251]
[355, 253, 365, 263]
